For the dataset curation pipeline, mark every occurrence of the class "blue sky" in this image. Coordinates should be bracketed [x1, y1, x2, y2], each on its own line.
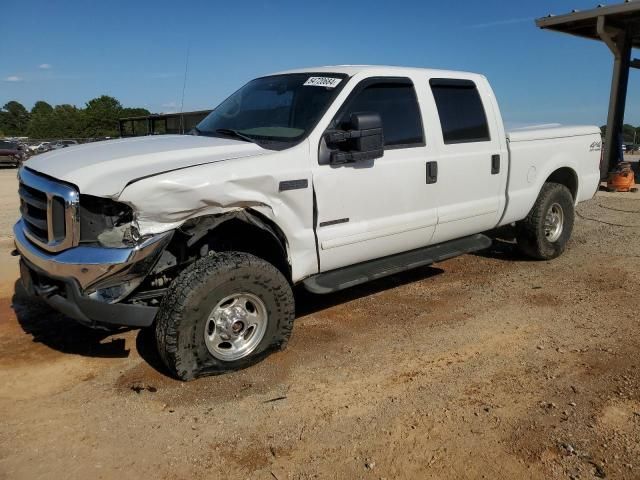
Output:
[3, 0, 640, 126]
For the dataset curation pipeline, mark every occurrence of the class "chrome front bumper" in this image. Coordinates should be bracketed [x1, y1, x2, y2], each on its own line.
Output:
[13, 219, 172, 292]
[13, 219, 173, 327]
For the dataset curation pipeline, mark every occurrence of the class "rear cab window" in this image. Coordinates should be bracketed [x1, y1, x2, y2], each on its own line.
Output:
[429, 79, 490, 145]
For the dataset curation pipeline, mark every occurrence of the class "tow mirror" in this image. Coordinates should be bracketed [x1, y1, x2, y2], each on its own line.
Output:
[325, 112, 384, 164]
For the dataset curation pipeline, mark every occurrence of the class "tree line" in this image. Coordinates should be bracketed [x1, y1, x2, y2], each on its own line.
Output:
[0, 96, 150, 139]
[2, 98, 638, 143]
[600, 124, 640, 144]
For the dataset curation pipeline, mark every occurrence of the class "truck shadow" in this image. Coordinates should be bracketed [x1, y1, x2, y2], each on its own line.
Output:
[11, 280, 131, 359]
[11, 265, 445, 377]
[294, 265, 444, 317]
[134, 264, 446, 377]
[473, 228, 536, 262]
[473, 238, 523, 262]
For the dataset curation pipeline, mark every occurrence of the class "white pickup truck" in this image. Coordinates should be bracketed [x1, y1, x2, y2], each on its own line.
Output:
[14, 66, 601, 380]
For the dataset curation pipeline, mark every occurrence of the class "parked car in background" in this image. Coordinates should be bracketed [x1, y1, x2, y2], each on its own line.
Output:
[27, 142, 55, 154]
[0, 140, 26, 167]
[27, 143, 42, 153]
[51, 140, 80, 149]
[37, 142, 53, 153]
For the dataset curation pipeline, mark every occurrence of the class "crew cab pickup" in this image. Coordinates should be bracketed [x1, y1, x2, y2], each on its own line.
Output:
[13, 66, 601, 380]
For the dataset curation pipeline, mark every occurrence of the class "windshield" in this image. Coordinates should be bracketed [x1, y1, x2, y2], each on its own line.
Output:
[195, 73, 348, 149]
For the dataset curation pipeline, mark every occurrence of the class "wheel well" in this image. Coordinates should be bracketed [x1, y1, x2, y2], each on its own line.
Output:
[546, 167, 578, 200]
[185, 211, 291, 281]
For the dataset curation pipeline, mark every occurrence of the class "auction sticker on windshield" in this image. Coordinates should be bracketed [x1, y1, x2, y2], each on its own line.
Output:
[304, 77, 342, 88]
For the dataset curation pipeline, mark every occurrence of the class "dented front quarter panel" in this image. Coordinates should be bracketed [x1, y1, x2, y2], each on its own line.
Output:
[117, 140, 317, 282]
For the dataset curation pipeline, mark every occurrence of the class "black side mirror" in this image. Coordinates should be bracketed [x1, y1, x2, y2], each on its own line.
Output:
[325, 112, 384, 164]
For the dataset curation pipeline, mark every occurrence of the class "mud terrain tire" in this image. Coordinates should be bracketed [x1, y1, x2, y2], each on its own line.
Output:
[155, 252, 294, 381]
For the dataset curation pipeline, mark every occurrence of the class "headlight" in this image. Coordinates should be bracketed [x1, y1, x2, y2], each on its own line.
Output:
[79, 194, 138, 247]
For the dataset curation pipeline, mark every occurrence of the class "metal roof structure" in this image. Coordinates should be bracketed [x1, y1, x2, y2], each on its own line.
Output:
[537, 1, 640, 175]
[119, 109, 212, 123]
[537, 2, 640, 47]
[118, 109, 212, 137]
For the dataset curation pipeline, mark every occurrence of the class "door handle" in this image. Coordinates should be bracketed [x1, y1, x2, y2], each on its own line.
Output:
[426, 161, 438, 184]
[491, 154, 500, 175]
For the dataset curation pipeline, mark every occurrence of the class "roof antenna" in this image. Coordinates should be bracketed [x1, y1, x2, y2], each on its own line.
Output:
[179, 42, 191, 134]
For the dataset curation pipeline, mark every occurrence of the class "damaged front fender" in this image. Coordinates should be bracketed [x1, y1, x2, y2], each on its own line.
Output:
[115, 146, 318, 282]
[179, 210, 286, 252]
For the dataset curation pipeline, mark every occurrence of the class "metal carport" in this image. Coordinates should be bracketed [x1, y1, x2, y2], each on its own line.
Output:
[118, 110, 212, 137]
[536, 1, 640, 177]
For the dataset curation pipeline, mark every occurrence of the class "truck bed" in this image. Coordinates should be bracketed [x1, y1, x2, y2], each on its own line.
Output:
[507, 124, 599, 142]
[499, 124, 602, 227]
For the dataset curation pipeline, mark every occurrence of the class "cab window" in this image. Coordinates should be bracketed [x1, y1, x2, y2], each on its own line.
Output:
[430, 79, 491, 144]
[335, 79, 424, 149]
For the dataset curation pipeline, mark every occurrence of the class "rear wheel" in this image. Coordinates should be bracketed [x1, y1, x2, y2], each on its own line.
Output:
[155, 251, 294, 380]
[516, 182, 575, 260]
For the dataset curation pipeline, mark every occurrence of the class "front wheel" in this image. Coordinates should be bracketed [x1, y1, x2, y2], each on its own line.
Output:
[516, 182, 575, 260]
[155, 252, 295, 380]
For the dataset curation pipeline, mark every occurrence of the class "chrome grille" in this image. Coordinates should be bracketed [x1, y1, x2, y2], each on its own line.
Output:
[18, 168, 79, 252]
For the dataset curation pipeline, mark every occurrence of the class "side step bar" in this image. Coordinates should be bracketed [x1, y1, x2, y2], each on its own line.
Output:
[303, 234, 492, 294]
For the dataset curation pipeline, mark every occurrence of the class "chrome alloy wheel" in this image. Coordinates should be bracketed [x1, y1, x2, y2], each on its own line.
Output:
[544, 203, 564, 243]
[204, 293, 268, 361]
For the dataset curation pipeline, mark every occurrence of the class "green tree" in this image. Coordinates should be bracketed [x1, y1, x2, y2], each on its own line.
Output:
[28, 101, 55, 138]
[31, 101, 54, 116]
[121, 107, 150, 117]
[27, 113, 55, 138]
[622, 123, 636, 144]
[52, 105, 84, 138]
[83, 95, 123, 138]
[1, 96, 156, 139]
[0, 101, 30, 136]
[600, 124, 640, 145]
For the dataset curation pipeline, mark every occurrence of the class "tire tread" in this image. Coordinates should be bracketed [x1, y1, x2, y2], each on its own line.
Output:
[155, 251, 294, 380]
[516, 182, 574, 260]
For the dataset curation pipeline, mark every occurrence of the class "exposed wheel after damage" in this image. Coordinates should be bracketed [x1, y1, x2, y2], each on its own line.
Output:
[155, 252, 295, 381]
[516, 182, 575, 260]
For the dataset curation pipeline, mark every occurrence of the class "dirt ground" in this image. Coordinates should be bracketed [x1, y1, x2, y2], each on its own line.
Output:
[0, 166, 639, 480]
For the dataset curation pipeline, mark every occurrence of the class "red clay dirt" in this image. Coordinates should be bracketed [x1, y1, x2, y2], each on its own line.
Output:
[0, 167, 639, 479]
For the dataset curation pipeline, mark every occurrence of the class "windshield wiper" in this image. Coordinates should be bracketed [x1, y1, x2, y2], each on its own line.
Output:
[214, 128, 257, 144]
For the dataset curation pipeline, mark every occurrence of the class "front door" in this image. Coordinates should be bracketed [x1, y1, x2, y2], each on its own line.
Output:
[312, 78, 438, 272]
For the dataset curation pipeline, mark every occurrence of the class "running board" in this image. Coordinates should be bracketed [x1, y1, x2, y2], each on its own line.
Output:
[303, 234, 492, 294]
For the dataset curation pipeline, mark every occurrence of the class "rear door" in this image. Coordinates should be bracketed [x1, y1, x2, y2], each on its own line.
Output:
[312, 77, 438, 272]
[427, 78, 508, 244]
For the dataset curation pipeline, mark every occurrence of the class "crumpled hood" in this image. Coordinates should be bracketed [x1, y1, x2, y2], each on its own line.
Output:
[25, 135, 268, 197]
